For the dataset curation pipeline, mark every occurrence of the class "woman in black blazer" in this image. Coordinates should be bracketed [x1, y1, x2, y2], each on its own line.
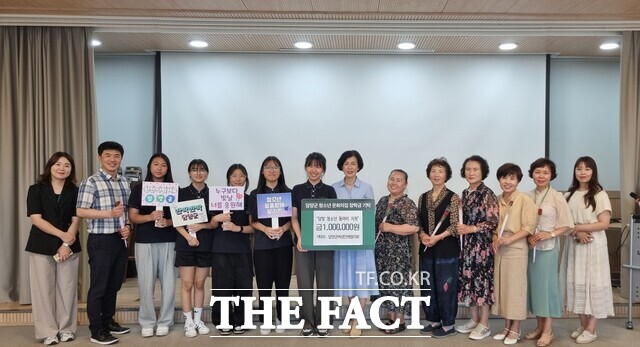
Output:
[25, 152, 81, 345]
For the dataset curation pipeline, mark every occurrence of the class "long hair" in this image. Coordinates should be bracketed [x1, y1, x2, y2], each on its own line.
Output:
[566, 156, 602, 211]
[256, 156, 289, 193]
[226, 163, 250, 192]
[144, 153, 174, 183]
[37, 152, 77, 186]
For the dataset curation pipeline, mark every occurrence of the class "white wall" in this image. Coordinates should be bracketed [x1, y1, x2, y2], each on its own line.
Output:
[161, 53, 547, 200]
[95, 55, 155, 174]
[549, 58, 620, 190]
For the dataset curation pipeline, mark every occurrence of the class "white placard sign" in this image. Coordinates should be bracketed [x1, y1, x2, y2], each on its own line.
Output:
[141, 182, 179, 207]
[312, 210, 363, 246]
[209, 186, 244, 211]
[170, 198, 208, 227]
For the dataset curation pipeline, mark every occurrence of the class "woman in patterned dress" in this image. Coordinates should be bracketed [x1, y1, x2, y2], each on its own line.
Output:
[525, 158, 574, 347]
[374, 169, 419, 334]
[455, 155, 499, 341]
[563, 156, 613, 344]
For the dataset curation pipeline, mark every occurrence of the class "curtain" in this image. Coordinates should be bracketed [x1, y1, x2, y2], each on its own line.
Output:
[619, 31, 640, 299]
[0, 27, 97, 303]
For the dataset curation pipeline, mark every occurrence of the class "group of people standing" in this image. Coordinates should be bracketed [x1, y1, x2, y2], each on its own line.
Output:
[416, 155, 615, 347]
[25, 140, 620, 345]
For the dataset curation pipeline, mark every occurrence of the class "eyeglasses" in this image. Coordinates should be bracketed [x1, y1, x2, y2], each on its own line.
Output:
[263, 166, 281, 171]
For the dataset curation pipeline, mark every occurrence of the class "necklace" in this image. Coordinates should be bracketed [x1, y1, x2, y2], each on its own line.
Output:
[534, 186, 551, 215]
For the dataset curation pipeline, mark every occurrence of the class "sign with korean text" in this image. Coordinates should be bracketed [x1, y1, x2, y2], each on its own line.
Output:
[209, 186, 244, 211]
[300, 199, 375, 250]
[141, 182, 179, 207]
[170, 198, 208, 227]
[257, 193, 292, 219]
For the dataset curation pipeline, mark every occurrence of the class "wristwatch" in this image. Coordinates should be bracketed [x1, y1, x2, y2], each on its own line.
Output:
[550, 231, 556, 238]
[62, 242, 70, 247]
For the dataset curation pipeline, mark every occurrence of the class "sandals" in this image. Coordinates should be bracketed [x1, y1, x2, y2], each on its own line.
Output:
[536, 332, 554, 347]
[525, 328, 542, 340]
[384, 323, 407, 334]
[493, 328, 510, 340]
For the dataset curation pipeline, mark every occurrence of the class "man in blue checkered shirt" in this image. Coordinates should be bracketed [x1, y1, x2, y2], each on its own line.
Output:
[77, 141, 132, 345]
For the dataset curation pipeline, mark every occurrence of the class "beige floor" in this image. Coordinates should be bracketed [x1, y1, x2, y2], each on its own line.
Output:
[4, 318, 639, 346]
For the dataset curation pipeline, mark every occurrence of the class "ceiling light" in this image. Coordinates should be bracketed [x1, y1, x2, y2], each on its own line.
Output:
[189, 40, 209, 48]
[91, 39, 102, 47]
[294, 41, 313, 49]
[499, 43, 518, 50]
[599, 42, 620, 50]
[397, 42, 416, 50]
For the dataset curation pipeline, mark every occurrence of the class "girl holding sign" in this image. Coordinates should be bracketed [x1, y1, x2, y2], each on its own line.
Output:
[249, 156, 293, 335]
[174, 159, 214, 338]
[455, 155, 499, 340]
[128, 153, 177, 338]
[210, 164, 254, 334]
[524, 158, 573, 347]
[417, 158, 460, 339]
[490, 163, 537, 345]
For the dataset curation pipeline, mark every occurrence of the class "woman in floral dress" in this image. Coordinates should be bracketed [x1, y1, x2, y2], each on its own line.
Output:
[455, 155, 499, 341]
[374, 169, 419, 334]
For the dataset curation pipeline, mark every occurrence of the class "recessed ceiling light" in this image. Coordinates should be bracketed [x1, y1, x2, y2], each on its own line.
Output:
[599, 42, 620, 50]
[499, 43, 518, 50]
[91, 39, 102, 47]
[294, 41, 313, 49]
[397, 42, 416, 50]
[189, 40, 209, 48]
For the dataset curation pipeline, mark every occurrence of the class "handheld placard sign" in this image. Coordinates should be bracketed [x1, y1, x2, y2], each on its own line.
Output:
[170, 199, 208, 229]
[142, 181, 179, 227]
[257, 193, 292, 240]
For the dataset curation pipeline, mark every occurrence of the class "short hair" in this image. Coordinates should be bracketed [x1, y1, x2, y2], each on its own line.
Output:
[187, 159, 209, 173]
[98, 141, 124, 156]
[226, 163, 249, 191]
[37, 152, 77, 186]
[528, 158, 557, 180]
[144, 153, 174, 183]
[426, 157, 452, 182]
[390, 169, 408, 182]
[337, 150, 364, 172]
[496, 163, 523, 182]
[460, 155, 490, 180]
[305, 152, 326, 170]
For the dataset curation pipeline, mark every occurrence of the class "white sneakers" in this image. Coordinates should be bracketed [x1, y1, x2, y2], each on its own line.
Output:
[456, 319, 478, 334]
[259, 319, 285, 335]
[469, 323, 491, 340]
[43, 336, 59, 345]
[155, 325, 169, 336]
[195, 320, 210, 335]
[141, 328, 154, 338]
[576, 330, 598, 344]
[58, 332, 75, 342]
[184, 323, 197, 338]
[571, 327, 585, 339]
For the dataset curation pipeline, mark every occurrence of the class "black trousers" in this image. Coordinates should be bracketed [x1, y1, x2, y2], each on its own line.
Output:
[86, 233, 128, 335]
[211, 252, 253, 326]
[253, 246, 293, 323]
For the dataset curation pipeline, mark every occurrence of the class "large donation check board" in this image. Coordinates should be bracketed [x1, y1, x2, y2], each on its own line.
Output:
[301, 199, 375, 250]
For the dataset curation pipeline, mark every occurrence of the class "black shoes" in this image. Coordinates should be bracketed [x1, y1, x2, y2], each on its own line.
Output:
[90, 330, 118, 345]
[107, 322, 131, 335]
[421, 323, 442, 335]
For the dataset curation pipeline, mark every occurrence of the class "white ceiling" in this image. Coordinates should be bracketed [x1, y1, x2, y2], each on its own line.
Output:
[2, 0, 639, 56]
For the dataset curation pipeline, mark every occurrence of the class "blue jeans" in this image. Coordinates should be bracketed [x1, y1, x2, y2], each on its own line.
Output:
[420, 256, 458, 327]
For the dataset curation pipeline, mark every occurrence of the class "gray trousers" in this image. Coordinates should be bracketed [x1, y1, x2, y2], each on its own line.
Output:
[294, 250, 334, 329]
[29, 252, 79, 339]
[135, 242, 177, 329]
